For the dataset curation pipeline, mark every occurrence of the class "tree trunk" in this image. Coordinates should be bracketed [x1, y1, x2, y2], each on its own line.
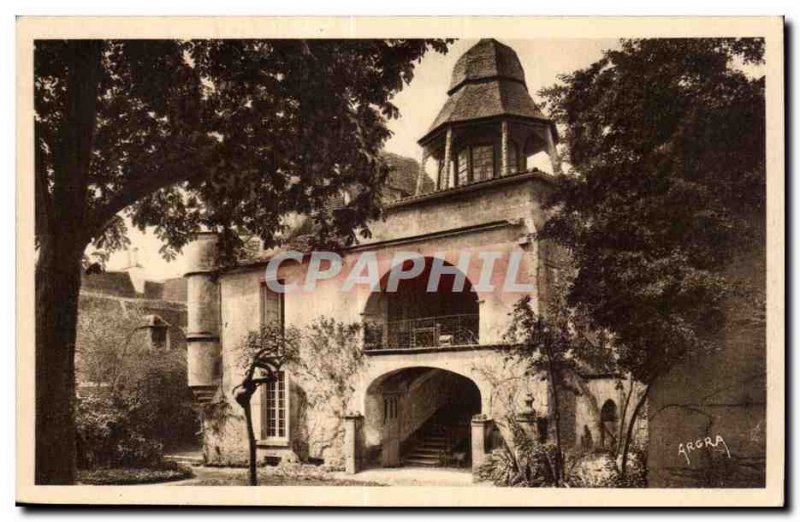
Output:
[35, 238, 84, 484]
[545, 353, 564, 485]
[615, 375, 634, 457]
[242, 399, 258, 486]
[35, 40, 102, 484]
[620, 382, 651, 479]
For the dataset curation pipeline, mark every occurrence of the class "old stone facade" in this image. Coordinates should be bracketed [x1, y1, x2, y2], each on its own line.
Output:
[185, 39, 645, 475]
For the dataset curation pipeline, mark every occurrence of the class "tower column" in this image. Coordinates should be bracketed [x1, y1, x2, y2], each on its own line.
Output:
[443, 126, 454, 189]
[501, 120, 510, 177]
[185, 232, 222, 403]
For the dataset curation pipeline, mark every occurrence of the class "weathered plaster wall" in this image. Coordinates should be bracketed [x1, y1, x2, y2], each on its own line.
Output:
[192, 176, 564, 466]
[572, 377, 648, 452]
[647, 217, 766, 487]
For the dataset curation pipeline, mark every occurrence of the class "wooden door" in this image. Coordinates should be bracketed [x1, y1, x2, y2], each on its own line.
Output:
[381, 394, 401, 467]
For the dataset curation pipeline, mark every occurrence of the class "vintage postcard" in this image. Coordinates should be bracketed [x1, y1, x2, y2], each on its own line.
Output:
[16, 16, 784, 507]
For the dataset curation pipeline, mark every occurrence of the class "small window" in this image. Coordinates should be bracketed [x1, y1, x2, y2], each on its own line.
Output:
[150, 326, 169, 351]
[457, 148, 469, 186]
[383, 395, 399, 423]
[471, 145, 494, 182]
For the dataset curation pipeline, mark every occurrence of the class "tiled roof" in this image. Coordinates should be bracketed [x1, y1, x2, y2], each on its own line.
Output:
[383, 151, 433, 196]
[143, 280, 164, 300]
[448, 38, 527, 93]
[421, 39, 549, 144]
[81, 271, 137, 298]
[162, 277, 188, 303]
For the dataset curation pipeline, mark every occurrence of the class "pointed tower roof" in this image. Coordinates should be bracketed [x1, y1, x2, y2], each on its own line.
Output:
[419, 39, 550, 145]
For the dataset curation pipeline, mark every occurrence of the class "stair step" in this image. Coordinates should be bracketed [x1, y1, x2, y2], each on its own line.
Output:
[408, 451, 445, 459]
[414, 445, 447, 452]
[405, 457, 441, 466]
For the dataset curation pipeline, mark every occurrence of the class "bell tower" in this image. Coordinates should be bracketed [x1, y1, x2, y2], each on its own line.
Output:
[416, 39, 561, 194]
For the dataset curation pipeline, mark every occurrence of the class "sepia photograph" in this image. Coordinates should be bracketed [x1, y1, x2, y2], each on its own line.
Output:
[15, 16, 785, 507]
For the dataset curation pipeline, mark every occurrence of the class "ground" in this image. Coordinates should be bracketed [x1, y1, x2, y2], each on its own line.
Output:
[170, 464, 484, 487]
[335, 467, 479, 487]
[172, 464, 385, 486]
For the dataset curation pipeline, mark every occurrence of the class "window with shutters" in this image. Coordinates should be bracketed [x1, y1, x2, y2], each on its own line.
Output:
[260, 281, 284, 329]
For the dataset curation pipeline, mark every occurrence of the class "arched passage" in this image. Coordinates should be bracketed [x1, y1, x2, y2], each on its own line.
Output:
[600, 399, 619, 449]
[363, 366, 481, 469]
[363, 256, 479, 351]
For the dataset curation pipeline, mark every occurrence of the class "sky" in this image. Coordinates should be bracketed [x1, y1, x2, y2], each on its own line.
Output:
[103, 38, 620, 281]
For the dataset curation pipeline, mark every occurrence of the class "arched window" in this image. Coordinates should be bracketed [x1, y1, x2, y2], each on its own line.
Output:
[600, 399, 618, 422]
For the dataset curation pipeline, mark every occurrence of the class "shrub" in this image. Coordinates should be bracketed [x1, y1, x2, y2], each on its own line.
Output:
[566, 451, 620, 487]
[616, 445, 648, 488]
[76, 395, 164, 469]
[291, 318, 365, 467]
[478, 424, 559, 487]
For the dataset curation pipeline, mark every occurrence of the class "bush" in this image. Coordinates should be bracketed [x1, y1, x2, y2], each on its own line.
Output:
[566, 452, 620, 487]
[617, 445, 648, 488]
[478, 424, 559, 487]
[564, 446, 648, 488]
[76, 395, 164, 469]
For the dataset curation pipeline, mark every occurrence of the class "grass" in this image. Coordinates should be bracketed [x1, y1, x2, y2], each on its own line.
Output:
[78, 465, 194, 485]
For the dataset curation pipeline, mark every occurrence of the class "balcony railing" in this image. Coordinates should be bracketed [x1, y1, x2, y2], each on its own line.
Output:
[364, 313, 479, 352]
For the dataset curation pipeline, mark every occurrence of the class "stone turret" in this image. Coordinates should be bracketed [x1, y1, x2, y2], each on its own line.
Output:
[184, 232, 221, 403]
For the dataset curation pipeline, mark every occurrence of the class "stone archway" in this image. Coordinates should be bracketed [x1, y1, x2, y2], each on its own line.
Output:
[360, 366, 482, 470]
[362, 256, 480, 352]
[600, 399, 619, 449]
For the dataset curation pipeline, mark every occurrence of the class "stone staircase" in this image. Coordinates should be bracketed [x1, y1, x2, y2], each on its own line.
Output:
[404, 423, 451, 467]
[403, 417, 471, 468]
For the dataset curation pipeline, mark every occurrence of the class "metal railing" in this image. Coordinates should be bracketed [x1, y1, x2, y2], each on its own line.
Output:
[364, 313, 479, 351]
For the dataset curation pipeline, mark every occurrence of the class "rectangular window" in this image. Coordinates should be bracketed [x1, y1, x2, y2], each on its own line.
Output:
[457, 148, 469, 186]
[260, 281, 284, 329]
[262, 371, 288, 440]
[259, 282, 288, 442]
[471, 145, 494, 182]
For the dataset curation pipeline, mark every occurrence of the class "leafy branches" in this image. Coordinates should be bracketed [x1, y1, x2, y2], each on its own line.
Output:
[539, 38, 766, 385]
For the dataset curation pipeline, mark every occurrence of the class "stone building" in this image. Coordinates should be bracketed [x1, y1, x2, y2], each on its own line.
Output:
[77, 266, 188, 393]
[185, 39, 644, 475]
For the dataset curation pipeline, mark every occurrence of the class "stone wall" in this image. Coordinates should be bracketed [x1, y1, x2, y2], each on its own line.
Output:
[647, 216, 766, 487]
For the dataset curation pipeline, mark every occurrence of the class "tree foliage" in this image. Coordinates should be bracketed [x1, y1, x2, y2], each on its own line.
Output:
[34, 38, 450, 484]
[75, 301, 198, 467]
[36, 39, 451, 262]
[538, 38, 766, 384]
